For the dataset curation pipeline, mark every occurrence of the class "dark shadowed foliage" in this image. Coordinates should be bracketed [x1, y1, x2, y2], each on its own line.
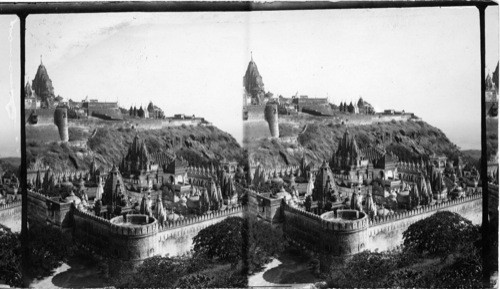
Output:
[402, 211, 479, 257]
[0, 225, 22, 287]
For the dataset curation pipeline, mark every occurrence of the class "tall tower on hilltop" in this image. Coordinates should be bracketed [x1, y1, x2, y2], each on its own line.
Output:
[264, 102, 279, 138]
[53, 106, 69, 142]
[32, 55, 55, 108]
[243, 53, 265, 105]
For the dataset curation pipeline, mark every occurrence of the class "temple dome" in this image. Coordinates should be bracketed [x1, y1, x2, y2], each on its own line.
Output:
[243, 55, 265, 103]
[32, 59, 55, 105]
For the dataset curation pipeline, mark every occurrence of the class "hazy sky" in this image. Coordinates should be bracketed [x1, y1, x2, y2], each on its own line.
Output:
[0, 15, 20, 158]
[23, 7, 499, 150]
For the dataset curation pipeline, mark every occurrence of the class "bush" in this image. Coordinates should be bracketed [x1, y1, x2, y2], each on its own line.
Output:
[0, 225, 22, 287]
[402, 211, 479, 257]
[27, 223, 77, 278]
[193, 216, 287, 274]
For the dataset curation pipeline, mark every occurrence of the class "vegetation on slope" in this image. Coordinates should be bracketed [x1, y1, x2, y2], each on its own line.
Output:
[0, 157, 20, 175]
[248, 119, 467, 168]
[106, 216, 286, 288]
[26, 123, 244, 172]
[325, 212, 484, 288]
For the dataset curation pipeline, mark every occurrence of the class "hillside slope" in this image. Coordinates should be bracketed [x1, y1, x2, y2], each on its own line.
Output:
[26, 123, 245, 172]
[248, 119, 467, 168]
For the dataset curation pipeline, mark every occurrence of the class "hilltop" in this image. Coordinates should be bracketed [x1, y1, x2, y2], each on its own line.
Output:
[0, 157, 20, 175]
[247, 116, 470, 168]
[26, 120, 245, 172]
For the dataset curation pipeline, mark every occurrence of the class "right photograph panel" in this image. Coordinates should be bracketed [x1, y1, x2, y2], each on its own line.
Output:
[243, 7, 497, 288]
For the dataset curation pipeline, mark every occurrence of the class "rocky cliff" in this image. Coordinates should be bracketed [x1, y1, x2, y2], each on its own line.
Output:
[248, 118, 469, 168]
[26, 123, 245, 172]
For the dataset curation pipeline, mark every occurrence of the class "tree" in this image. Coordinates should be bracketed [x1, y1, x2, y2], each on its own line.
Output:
[193, 217, 243, 263]
[327, 250, 399, 288]
[177, 274, 214, 288]
[0, 225, 22, 287]
[304, 195, 312, 212]
[27, 223, 77, 278]
[402, 211, 479, 257]
[122, 256, 189, 288]
[192, 216, 287, 273]
[118, 253, 247, 288]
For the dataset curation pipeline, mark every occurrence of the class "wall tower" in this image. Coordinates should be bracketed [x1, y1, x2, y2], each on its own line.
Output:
[264, 102, 279, 138]
[53, 106, 69, 142]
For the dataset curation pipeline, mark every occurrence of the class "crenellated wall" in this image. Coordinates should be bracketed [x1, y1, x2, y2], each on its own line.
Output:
[73, 210, 160, 261]
[282, 204, 370, 255]
[282, 192, 482, 257]
[28, 191, 73, 228]
[246, 189, 283, 223]
[109, 214, 159, 260]
[0, 200, 22, 232]
[367, 192, 482, 251]
[73, 208, 113, 253]
[27, 183, 482, 263]
[155, 205, 245, 256]
[29, 189, 245, 261]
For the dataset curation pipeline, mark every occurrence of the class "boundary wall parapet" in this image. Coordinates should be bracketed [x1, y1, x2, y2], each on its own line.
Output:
[109, 214, 159, 236]
[0, 200, 22, 211]
[157, 205, 244, 232]
[369, 192, 482, 227]
[320, 210, 369, 232]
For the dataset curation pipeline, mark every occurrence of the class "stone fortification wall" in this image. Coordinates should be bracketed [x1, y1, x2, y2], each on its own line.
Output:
[246, 189, 283, 223]
[367, 192, 482, 252]
[0, 200, 22, 232]
[243, 120, 272, 141]
[282, 203, 323, 248]
[30, 108, 56, 124]
[340, 114, 412, 126]
[132, 118, 207, 130]
[243, 105, 272, 141]
[280, 113, 413, 127]
[27, 191, 72, 228]
[282, 192, 481, 256]
[156, 206, 245, 256]
[73, 208, 113, 253]
[109, 214, 159, 260]
[283, 204, 369, 255]
[245, 105, 266, 121]
[28, 189, 246, 260]
[73, 210, 160, 261]
[319, 210, 369, 255]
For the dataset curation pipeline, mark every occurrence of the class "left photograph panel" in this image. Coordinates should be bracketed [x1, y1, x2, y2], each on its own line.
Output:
[23, 13, 248, 288]
[0, 14, 22, 288]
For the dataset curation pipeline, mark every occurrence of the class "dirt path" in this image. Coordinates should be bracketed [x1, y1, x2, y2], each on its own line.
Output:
[28, 257, 108, 289]
[248, 251, 321, 288]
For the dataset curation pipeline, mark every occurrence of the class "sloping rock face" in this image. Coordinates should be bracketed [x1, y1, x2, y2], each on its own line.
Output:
[248, 119, 467, 169]
[32, 63, 55, 106]
[26, 123, 245, 173]
[243, 58, 265, 104]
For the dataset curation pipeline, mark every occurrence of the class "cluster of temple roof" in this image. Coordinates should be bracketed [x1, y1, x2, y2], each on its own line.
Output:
[26, 134, 245, 225]
[250, 130, 481, 218]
